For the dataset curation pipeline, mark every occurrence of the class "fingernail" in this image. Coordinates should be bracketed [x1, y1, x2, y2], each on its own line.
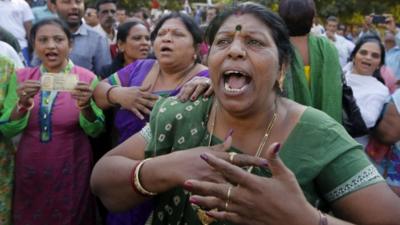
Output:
[183, 180, 193, 189]
[206, 211, 215, 218]
[189, 197, 199, 205]
[273, 143, 281, 155]
[261, 159, 269, 168]
[224, 128, 234, 141]
[200, 153, 209, 161]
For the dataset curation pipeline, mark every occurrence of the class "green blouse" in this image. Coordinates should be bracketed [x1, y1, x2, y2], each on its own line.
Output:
[140, 96, 383, 225]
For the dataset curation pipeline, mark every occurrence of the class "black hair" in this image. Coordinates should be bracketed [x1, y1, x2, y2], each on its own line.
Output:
[205, 2, 293, 68]
[326, 16, 338, 23]
[278, 0, 315, 36]
[150, 12, 203, 62]
[349, 34, 386, 84]
[29, 18, 73, 48]
[95, 0, 116, 11]
[117, 20, 146, 43]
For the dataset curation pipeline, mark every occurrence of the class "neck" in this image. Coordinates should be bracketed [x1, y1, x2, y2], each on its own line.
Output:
[214, 97, 278, 136]
[69, 25, 80, 33]
[123, 55, 136, 67]
[45, 60, 69, 73]
[290, 35, 308, 46]
[159, 61, 196, 82]
[102, 25, 113, 34]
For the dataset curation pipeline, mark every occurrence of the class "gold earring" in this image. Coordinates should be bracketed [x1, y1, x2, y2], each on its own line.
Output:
[277, 68, 285, 93]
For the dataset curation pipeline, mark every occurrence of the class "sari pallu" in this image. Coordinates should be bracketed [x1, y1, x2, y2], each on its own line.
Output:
[284, 34, 343, 123]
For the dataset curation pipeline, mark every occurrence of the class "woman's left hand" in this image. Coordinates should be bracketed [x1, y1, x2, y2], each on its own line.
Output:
[184, 143, 317, 225]
[177, 77, 213, 102]
[72, 81, 93, 108]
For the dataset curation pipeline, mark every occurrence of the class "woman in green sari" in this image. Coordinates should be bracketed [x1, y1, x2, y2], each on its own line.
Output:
[91, 3, 400, 225]
[0, 56, 17, 225]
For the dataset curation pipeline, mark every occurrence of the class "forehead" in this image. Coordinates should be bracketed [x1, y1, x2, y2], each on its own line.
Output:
[37, 24, 66, 36]
[359, 42, 381, 52]
[218, 14, 272, 36]
[129, 24, 148, 33]
[86, 8, 96, 13]
[99, 3, 116, 10]
[160, 18, 187, 30]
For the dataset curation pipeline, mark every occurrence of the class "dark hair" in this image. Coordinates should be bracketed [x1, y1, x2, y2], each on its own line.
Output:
[279, 0, 315, 36]
[150, 12, 203, 63]
[349, 34, 385, 84]
[205, 2, 293, 68]
[117, 20, 146, 43]
[326, 16, 338, 23]
[95, 0, 116, 11]
[29, 18, 73, 48]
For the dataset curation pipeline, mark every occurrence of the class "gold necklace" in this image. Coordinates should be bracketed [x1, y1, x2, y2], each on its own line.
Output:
[197, 100, 278, 225]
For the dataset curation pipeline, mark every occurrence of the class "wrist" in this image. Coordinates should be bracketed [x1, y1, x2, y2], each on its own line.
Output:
[106, 85, 121, 106]
[17, 99, 34, 113]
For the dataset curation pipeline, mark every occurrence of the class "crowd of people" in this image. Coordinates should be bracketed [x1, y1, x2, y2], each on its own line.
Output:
[0, 0, 399, 225]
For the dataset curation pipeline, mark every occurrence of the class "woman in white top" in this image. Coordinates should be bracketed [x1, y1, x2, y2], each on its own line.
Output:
[343, 34, 389, 146]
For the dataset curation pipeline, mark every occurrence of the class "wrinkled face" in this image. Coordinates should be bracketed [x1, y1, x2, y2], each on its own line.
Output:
[34, 24, 71, 72]
[54, 0, 84, 28]
[153, 18, 196, 68]
[98, 3, 116, 29]
[353, 42, 382, 76]
[116, 9, 127, 23]
[119, 24, 150, 63]
[208, 14, 280, 115]
[84, 8, 98, 27]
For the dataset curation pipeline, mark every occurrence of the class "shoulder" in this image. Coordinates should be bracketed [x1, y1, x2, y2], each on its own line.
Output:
[117, 59, 155, 76]
[72, 65, 97, 82]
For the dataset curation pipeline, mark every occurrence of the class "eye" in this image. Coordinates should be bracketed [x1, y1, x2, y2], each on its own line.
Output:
[37, 37, 48, 43]
[247, 39, 264, 47]
[214, 38, 231, 46]
[358, 49, 368, 56]
[157, 30, 167, 37]
[132, 35, 141, 41]
[371, 52, 381, 59]
[54, 36, 65, 43]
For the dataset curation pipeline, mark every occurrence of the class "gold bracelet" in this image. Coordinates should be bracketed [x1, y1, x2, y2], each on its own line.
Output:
[134, 158, 157, 196]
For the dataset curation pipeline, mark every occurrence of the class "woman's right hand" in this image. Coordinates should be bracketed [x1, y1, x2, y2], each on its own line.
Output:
[17, 80, 41, 107]
[113, 85, 159, 120]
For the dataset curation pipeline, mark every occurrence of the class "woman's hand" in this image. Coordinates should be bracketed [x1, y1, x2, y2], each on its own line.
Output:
[177, 76, 213, 102]
[72, 81, 93, 108]
[184, 143, 317, 225]
[17, 80, 41, 107]
[113, 85, 159, 120]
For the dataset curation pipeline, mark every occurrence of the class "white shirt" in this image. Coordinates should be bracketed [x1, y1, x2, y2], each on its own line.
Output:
[344, 63, 389, 147]
[0, 0, 34, 48]
[92, 25, 117, 45]
[325, 34, 355, 67]
[0, 41, 24, 68]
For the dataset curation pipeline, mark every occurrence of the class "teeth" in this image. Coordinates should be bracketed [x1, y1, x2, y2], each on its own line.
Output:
[224, 82, 247, 93]
[225, 70, 246, 76]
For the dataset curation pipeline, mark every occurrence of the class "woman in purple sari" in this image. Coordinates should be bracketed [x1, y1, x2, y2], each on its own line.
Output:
[93, 12, 210, 225]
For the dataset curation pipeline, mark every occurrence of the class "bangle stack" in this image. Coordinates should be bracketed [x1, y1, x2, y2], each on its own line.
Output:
[106, 85, 120, 106]
[131, 158, 157, 196]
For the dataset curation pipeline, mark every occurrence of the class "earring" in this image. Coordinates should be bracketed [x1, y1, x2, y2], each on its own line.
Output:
[119, 48, 124, 53]
[277, 68, 285, 93]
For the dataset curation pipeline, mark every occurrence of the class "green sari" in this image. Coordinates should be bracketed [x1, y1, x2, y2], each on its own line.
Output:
[0, 56, 17, 225]
[141, 96, 383, 225]
[284, 34, 343, 123]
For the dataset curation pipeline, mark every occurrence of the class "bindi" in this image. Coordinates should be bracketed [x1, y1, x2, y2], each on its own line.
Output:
[235, 24, 242, 33]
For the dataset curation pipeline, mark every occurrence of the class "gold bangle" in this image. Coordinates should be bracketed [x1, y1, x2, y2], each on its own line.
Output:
[134, 158, 157, 196]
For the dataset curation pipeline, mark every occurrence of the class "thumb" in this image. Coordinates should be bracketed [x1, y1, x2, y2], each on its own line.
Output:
[264, 142, 288, 177]
[211, 128, 233, 152]
[140, 83, 152, 92]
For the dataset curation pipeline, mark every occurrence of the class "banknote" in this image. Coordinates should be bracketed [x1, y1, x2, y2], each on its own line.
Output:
[41, 73, 78, 92]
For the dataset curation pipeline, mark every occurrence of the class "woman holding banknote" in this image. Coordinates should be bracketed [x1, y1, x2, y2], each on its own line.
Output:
[0, 18, 104, 225]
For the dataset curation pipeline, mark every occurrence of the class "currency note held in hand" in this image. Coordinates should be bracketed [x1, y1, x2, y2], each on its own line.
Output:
[41, 73, 78, 92]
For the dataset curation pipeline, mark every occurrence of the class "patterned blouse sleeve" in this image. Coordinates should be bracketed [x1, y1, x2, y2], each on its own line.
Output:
[79, 77, 105, 137]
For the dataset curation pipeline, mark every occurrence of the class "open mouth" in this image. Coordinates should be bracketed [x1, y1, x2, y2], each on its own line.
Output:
[45, 52, 59, 61]
[68, 12, 80, 20]
[361, 61, 371, 67]
[223, 70, 251, 94]
[160, 46, 173, 52]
